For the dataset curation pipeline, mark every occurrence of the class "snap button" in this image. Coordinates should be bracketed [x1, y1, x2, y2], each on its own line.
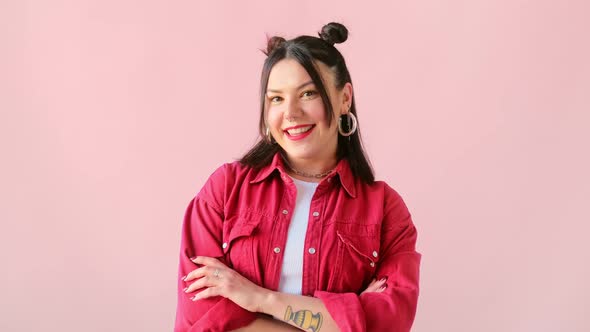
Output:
[372, 251, 378, 258]
[282, 209, 288, 215]
[308, 248, 316, 254]
[312, 211, 319, 217]
[222, 242, 228, 249]
[273, 247, 281, 254]
[370, 262, 375, 267]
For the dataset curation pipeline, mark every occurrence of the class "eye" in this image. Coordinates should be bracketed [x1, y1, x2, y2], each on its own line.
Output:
[302, 90, 317, 98]
[269, 96, 283, 103]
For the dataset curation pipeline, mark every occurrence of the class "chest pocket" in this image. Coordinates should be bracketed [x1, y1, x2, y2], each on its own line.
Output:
[222, 217, 261, 282]
[328, 222, 381, 293]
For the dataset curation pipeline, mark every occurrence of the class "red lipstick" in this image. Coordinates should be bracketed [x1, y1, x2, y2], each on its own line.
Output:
[284, 125, 315, 141]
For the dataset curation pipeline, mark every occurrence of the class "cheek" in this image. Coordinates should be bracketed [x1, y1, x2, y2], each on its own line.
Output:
[266, 108, 282, 128]
[304, 101, 329, 123]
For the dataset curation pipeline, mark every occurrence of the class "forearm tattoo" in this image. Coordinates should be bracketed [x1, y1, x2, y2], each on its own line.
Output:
[284, 305, 323, 332]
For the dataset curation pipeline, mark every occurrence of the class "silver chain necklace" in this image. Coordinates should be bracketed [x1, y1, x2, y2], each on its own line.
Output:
[282, 158, 335, 179]
[289, 166, 334, 179]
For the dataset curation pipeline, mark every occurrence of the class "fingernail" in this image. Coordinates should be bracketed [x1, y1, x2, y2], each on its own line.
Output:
[183, 287, 188, 292]
[379, 278, 386, 282]
[190, 256, 197, 261]
[191, 295, 197, 301]
[181, 275, 187, 281]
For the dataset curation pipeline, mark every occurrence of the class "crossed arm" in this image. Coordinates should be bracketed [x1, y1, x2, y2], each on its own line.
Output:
[176, 173, 419, 332]
[181, 256, 388, 332]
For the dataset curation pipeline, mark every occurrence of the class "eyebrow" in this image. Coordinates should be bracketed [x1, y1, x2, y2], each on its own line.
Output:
[266, 80, 314, 94]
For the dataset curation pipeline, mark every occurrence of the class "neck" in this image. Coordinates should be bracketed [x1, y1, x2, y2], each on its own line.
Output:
[282, 155, 338, 180]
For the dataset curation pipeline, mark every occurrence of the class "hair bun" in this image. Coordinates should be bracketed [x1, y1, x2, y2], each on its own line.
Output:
[318, 22, 348, 45]
[263, 35, 286, 55]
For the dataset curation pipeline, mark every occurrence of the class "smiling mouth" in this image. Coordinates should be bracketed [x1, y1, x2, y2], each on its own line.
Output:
[283, 125, 316, 140]
[284, 125, 315, 136]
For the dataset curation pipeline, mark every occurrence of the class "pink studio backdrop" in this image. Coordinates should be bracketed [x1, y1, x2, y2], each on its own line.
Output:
[2, 1, 589, 331]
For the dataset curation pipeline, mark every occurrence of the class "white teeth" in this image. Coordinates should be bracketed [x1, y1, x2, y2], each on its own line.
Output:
[287, 126, 313, 135]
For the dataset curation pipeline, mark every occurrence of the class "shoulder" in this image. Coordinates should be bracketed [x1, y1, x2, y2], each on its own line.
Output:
[204, 160, 238, 182]
[359, 179, 412, 227]
[356, 179, 405, 206]
[379, 181, 406, 208]
[198, 160, 261, 198]
[201, 160, 250, 189]
[192, 160, 250, 213]
[205, 160, 258, 185]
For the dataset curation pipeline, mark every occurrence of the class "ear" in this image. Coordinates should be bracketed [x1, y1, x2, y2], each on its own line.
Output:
[340, 82, 353, 115]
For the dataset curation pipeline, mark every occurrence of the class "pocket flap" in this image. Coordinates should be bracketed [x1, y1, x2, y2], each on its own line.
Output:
[223, 219, 259, 254]
[336, 223, 381, 262]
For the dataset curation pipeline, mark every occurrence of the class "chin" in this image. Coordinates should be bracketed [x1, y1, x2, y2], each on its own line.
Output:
[285, 149, 323, 161]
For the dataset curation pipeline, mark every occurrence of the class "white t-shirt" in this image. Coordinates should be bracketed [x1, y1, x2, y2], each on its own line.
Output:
[277, 176, 319, 295]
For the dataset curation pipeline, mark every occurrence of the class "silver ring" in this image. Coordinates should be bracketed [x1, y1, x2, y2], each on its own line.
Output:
[213, 269, 220, 278]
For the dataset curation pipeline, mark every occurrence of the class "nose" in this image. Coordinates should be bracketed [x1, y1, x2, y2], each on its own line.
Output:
[283, 97, 302, 121]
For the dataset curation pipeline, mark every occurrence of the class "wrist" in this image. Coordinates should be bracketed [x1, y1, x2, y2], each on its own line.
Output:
[257, 288, 279, 314]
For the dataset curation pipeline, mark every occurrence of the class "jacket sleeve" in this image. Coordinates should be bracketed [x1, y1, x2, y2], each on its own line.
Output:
[314, 185, 421, 332]
[174, 164, 257, 332]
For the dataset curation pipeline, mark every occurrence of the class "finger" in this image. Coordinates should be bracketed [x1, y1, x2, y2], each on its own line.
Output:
[361, 286, 376, 295]
[372, 282, 388, 293]
[369, 278, 386, 289]
[184, 265, 216, 282]
[362, 286, 378, 294]
[372, 284, 388, 293]
[191, 286, 221, 301]
[362, 278, 387, 294]
[184, 275, 217, 294]
[191, 256, 226, 268]
[366, 278, 380, 287]
[364, 282, 379, 293]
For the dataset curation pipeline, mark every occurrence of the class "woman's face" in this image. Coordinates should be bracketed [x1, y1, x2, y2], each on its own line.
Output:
[265, 58, 352, 165]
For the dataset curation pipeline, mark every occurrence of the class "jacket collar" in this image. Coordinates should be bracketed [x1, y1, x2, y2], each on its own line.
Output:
[249, 152, 357, 198]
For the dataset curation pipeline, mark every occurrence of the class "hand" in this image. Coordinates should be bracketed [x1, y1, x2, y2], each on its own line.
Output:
[182, 256, 270, 313]
[361, 277, 388, 295]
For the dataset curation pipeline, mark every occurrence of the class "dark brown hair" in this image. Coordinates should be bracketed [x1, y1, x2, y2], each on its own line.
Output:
[239, 22, 374, 184]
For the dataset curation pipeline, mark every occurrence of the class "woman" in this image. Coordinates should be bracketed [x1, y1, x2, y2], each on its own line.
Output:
[175, 22, 421, 332]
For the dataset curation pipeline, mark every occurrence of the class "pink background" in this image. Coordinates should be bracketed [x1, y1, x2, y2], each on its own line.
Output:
[2, 1, 589, 331]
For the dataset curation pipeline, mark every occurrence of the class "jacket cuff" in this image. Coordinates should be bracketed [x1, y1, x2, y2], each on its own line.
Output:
[178, 298, 257, 332]
[313, 291, 366, 332]
[196, 299, 257, 332]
